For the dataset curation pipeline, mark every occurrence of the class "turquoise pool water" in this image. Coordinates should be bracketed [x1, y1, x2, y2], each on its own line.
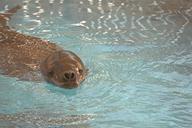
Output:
[0, 0, 192, 127]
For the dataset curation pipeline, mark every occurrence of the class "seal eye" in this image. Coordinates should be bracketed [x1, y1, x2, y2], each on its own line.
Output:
[48, 70, 54, 77]
[79, 69, 83, 74]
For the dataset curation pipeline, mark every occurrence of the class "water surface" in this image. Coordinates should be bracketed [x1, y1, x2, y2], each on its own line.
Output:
[0, 0, 192, 128]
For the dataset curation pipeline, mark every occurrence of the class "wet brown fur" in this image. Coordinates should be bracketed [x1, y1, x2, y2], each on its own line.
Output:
[0, 5, 87, 88]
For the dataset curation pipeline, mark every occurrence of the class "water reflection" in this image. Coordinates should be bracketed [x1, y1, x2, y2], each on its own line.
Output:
[6, 0, 191, 45]
[61, 0, 192, 44]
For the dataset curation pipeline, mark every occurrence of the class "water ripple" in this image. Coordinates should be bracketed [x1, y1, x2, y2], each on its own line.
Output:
[1, 1, 192, 128]
[68, 0, 192, 45]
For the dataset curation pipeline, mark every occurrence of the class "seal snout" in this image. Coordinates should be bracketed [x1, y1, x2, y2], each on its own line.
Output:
[63, 71, 76, 81]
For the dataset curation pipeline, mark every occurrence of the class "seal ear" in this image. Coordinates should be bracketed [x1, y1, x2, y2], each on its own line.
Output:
[40, 55, 55, 80]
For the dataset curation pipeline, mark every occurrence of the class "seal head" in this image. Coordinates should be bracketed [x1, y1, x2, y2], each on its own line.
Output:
[40, 50, 88, 89]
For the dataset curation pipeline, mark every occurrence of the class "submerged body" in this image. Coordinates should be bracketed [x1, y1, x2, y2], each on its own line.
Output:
[0, 112, 94, 127]
[0, 6, 87, 88]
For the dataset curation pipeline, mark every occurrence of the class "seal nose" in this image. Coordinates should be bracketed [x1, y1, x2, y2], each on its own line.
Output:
[63, 71, 76, 81]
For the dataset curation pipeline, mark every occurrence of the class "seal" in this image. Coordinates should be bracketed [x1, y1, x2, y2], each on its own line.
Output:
[40, 50, 88, 89]
[0, 5, 88, 89]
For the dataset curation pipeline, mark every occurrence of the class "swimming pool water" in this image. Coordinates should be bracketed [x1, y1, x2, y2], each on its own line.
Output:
[0, 0, 192, 128]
